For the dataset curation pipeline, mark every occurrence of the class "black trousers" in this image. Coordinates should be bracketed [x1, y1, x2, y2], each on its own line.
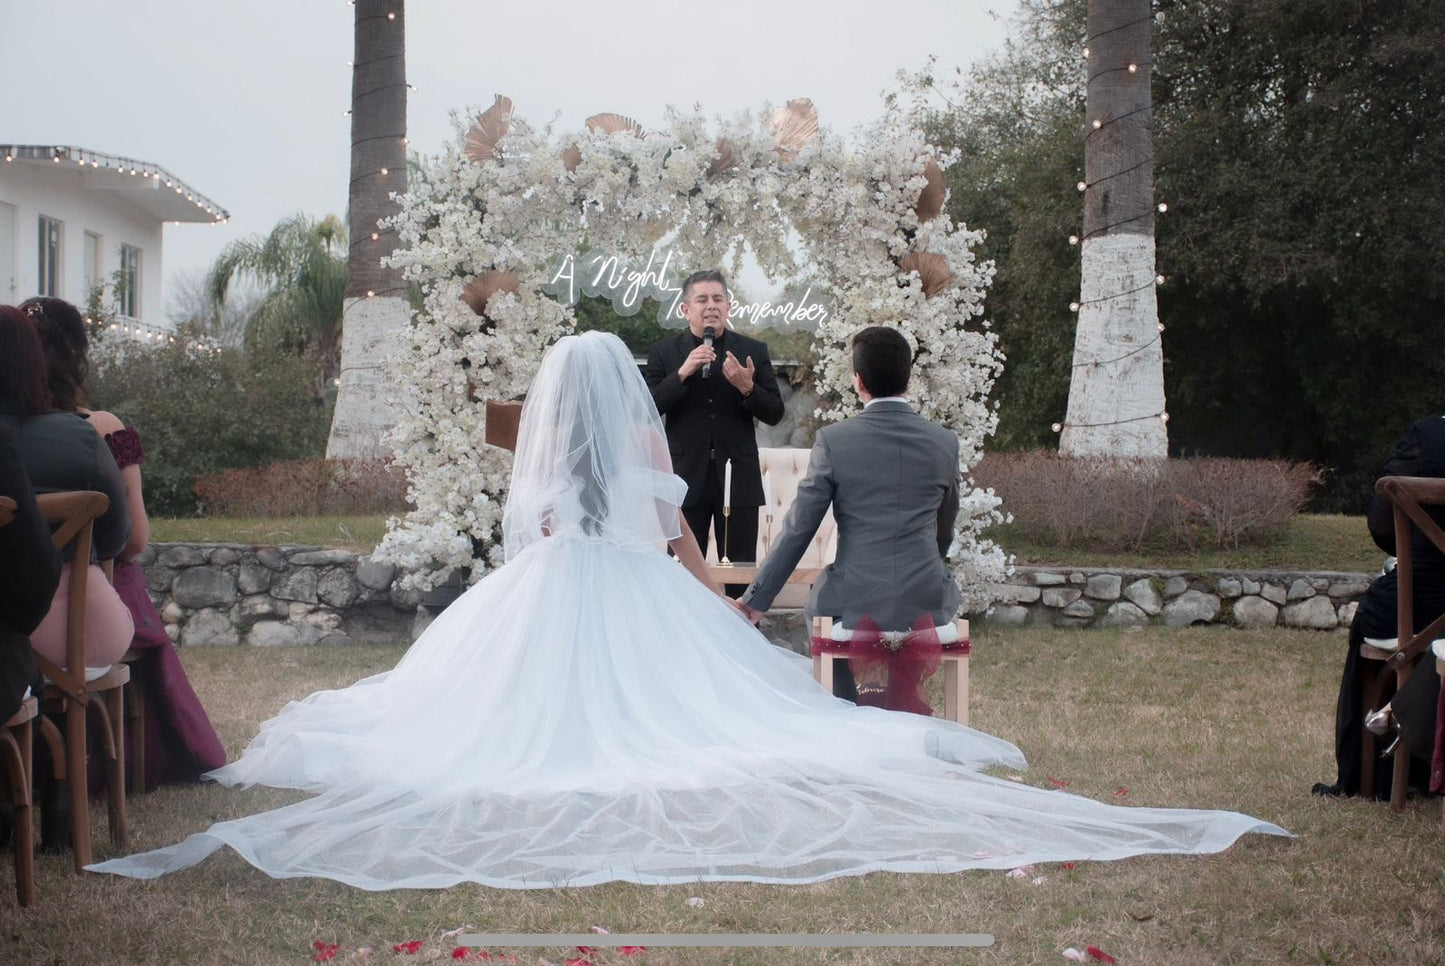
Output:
[682, 464, 759, 597]
[1330, 568, 1442, 797]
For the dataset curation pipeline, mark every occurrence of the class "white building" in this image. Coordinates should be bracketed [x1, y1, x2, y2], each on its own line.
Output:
[0, 144, 227, 337]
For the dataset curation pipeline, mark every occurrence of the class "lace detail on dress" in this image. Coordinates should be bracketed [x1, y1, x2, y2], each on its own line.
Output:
[105, 426, 145, 469]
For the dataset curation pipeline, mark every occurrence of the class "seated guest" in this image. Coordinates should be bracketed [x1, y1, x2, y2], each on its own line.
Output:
[23, 296, 225, 788]
[0, 304, 132, 671]
[1314, 413, 1445, 799]
[0, 423, 62, 722]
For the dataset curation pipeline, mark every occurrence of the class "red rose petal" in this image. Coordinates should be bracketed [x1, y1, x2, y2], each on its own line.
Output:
[1114, 788, 1128, 796]
[311, 941, 340, 962]
[1086, 945, 1117, 964]
[620, 947, 648, 957]
[392, 940, 425, 954]
[1060, 862, 1077, 870]
[451, 948, 471, 960]
[1047, 776, 1070, 788]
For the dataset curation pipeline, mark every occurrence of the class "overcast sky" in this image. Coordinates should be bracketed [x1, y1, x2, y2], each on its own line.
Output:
[8, 0, 1018, 319]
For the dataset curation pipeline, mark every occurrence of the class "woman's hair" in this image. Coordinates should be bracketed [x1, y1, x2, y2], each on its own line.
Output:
[0, 305, 53, 419]
[19, 296, 90, 411]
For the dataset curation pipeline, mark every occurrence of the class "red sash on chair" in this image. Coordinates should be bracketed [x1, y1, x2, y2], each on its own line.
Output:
[810, 615, 970, 716]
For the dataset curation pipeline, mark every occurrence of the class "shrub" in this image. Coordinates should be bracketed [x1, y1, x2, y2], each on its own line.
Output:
[91, 341, 332, 515]
[193, 458, 408, 517]
[973, 451, 1321, 552]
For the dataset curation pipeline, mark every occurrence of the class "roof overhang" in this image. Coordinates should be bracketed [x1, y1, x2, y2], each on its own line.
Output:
[1, 144, 229, 225]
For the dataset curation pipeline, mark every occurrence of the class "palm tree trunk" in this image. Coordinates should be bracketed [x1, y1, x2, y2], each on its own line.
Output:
[1059, 0, 1167, 459]
[327, 0, 409, 460]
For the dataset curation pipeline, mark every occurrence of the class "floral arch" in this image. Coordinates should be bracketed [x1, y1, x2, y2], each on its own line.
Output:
[375, 96, 1008, 609]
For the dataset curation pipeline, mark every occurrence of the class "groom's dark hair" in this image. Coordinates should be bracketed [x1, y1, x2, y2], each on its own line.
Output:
[852, 326, 912, 398]
[681, 269, 729, 301]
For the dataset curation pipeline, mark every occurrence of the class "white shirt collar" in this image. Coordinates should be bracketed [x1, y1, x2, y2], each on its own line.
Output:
[864, 396, 909, 408]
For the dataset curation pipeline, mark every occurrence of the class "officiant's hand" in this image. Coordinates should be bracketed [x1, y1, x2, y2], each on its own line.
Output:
[722, 352, 755, 396]
[678, 344, 716, 380]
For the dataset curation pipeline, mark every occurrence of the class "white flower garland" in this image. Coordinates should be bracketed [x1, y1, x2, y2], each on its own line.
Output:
[375, 104, 1009, 610]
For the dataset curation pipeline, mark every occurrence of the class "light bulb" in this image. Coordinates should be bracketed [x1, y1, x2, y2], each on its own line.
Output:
[1092, 119, 1102, 129]
[1158, 202, 1168, 213]
[1052, 422, 1063, 433]
[367, 290, 376, 298]
[387, 11, 395, 19]
[1160, 412, 1170, 423]
[1068, 235, 1079, 246]
[1077, 181, 1087, 192]
[1083, 46, 1090, 57]
[1128, 63, 1138, 73]
[371, 232, 380, 241]
[1155, 274, 1165, 284]
[1069, 302, 1080, 312]
[380, 167, 389, 175]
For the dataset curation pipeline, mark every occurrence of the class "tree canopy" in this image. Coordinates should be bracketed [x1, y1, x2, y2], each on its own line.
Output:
[898, 0, 1444, 508]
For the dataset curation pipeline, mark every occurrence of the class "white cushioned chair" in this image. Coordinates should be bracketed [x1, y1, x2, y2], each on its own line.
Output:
[703, 447, 838, 608]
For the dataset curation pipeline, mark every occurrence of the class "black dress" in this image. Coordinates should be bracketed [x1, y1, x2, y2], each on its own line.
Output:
[1321, 414, 1445, 798]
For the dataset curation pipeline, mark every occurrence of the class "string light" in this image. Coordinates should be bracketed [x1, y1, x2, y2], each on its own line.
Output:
[387, 11, 396, 19]
[1068, 235, 1079, 245]
[1, 143, 229, 222]
[379, 167, 389, 175]
[1157, 203, 1168, 213]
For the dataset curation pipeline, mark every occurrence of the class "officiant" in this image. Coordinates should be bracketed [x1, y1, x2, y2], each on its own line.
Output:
[645, 270, 783, 593]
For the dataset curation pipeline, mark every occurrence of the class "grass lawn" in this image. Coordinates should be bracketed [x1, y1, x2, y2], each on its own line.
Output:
[151, 513, 1382, 573]
[3, 627, 1440, 964]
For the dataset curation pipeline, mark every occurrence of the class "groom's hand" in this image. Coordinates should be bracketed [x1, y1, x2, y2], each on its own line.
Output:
[734, 599, 765, 625]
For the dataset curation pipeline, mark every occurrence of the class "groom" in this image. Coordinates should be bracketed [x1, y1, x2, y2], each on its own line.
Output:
[737, 326, 961, 700]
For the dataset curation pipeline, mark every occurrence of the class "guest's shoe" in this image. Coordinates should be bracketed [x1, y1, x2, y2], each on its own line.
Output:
[1364, 706, 1394, 736]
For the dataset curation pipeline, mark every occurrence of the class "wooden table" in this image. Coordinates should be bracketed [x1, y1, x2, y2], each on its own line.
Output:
[705, 562, 823, 587]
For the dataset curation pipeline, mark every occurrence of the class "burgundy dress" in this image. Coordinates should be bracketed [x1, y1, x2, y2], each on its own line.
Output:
[102, 428, 226, 789]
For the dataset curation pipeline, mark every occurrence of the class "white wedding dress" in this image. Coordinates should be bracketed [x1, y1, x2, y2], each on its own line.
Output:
[90, 333, 1286, 890]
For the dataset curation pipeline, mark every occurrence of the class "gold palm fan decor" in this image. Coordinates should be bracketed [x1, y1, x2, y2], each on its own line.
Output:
[707, 137, 737, 178]
[585, 113, 645, 137]
[898, 252, 955, 298]
[464, 94, 514, 163]
[461, 270, 522, 316]
[771, 98, 819, 162]
[915, 159, 946, 222]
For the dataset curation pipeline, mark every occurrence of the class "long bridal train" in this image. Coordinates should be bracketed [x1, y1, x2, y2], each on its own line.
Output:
[89, 538, 1286, 889]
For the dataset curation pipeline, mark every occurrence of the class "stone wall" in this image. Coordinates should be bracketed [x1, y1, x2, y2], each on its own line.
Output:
[987, 566, 1374, 630]
[143, 542, 1376, 646]
[140, 543, 422, 647]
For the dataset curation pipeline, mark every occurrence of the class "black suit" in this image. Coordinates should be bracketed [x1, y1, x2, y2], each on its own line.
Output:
[645, 328, 783, 584]
[1325, 414, 1445, 797]
[0, 424, 63, 722]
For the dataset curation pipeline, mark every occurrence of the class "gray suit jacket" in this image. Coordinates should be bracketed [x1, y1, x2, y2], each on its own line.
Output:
[740, 400, 961, 630]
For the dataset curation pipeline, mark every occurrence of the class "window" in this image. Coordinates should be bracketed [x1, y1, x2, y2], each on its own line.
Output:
[37, 216, 62, 297]
[84, 232, 102, 297]
[118, 244, 141, 318]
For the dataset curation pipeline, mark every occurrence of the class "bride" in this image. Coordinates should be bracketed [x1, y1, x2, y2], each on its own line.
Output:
[91, 331, 1286, 890]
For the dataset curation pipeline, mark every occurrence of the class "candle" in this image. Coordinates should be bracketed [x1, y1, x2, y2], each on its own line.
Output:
[761, 468, 773, 515]
[723, 458, 733, 509]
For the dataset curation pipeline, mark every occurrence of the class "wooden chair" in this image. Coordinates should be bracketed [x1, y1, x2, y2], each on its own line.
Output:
[1359, 476, 1445, 813]
[1, 495, 38, 903]
[1, 696, 38, 905]
[97, 558, 146, 795]
[811, 615, 971, 725]
[33, 491, 129, 872]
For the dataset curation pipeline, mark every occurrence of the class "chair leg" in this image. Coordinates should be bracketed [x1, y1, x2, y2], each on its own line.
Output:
[0, 724, 35, 907]
[102, 687, 128, 847]
[124, 676, 145, 794]
[66, 699, 91, 872]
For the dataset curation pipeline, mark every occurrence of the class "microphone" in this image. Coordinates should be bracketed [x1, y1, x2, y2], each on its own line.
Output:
[701, 326, 715, 378]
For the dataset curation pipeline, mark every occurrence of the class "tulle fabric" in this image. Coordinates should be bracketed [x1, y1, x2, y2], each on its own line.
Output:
[89, 537, 1286, 889]
[88, 332, 1287, 889]
[503, 331, 683, 559]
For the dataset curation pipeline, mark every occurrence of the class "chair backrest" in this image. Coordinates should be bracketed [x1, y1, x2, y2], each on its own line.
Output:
[0, 495, 15, 527]
[703, 448, 839, 569]
[1376, 475, 1445, 669]
[33, 491, 109, 699]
